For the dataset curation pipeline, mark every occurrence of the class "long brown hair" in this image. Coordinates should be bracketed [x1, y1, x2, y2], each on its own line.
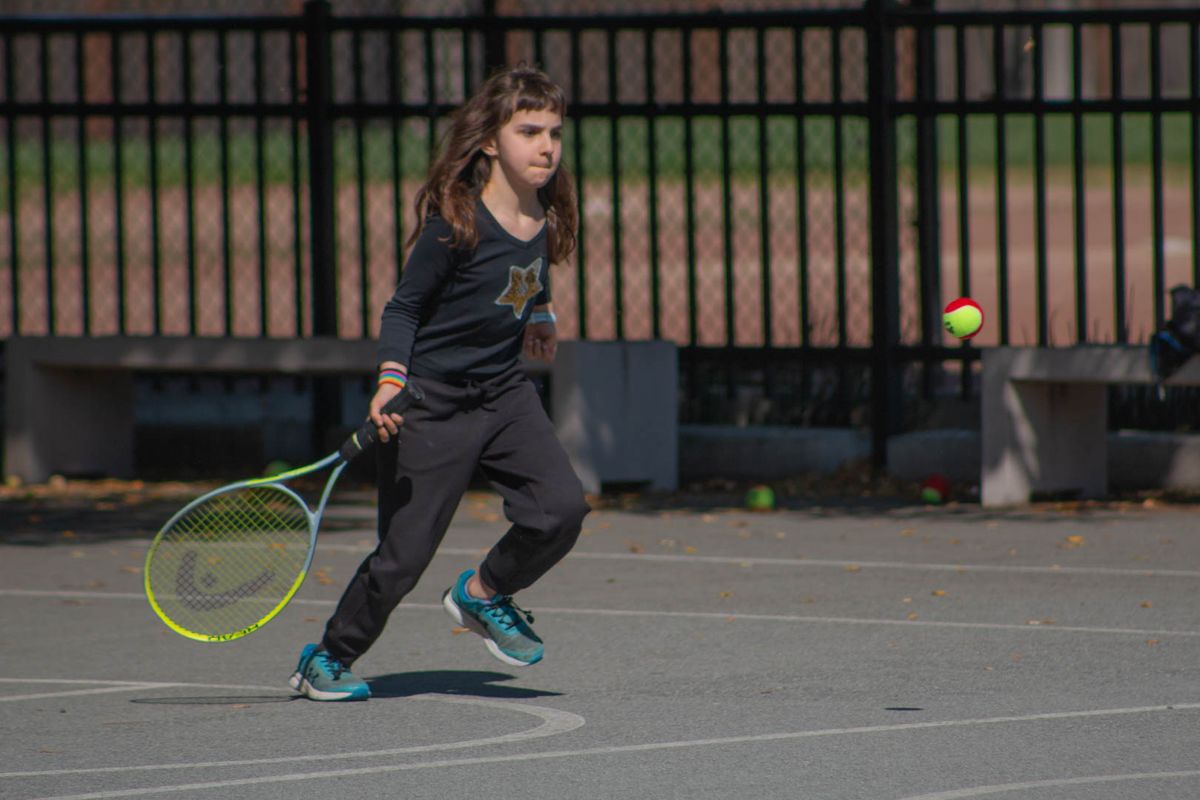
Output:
[408, 65, 578, 264]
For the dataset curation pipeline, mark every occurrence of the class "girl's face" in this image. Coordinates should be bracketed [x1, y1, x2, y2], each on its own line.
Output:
[483, 107, 563, 192]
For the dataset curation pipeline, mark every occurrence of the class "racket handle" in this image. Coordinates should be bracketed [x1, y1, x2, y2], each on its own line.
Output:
[339, 379, 425, 461]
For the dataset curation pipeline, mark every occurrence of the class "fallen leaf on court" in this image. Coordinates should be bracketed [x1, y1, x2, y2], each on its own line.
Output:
[1146, 639, 1160, 646]
[948, 539, 961, 546]
[313, 568, 334, 585]
[120, 566, 140, 574]
[844, 564, 861, 573]
[304, 617, 320, 623]
[1008, 548, 1019, 556]
[774, 531, 786, 539]
[701, 514, 717, 523]
[628, 543, 644, 554]
[1061, 535, 1085, 549]
[931, 589, 946, 597]
[900, 528, 915, 537]
[719, 591, 733, 599]
[907, 612, 919, 620]
[902, 597, 913, 604]
[87, 580, 106, 588]
[983, 666, 994, 672]
[1141, 601, 1153, 608]
[70, 550, 85, 558]
[684, 546, 698, 554]
[451, 627, 470, 635]
[61, 530, 76, 538]
[230, 704, 250, 709]
[1026, 618, 1056, 625]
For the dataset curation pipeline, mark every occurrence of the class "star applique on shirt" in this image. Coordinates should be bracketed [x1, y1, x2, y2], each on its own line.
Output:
[494, 258, 544, 319]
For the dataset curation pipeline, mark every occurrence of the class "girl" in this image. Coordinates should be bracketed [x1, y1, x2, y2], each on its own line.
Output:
[290, 65, 590, 701]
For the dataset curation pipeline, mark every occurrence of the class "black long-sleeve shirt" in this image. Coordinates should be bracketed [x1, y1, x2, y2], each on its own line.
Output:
[378, 200, 551, 382]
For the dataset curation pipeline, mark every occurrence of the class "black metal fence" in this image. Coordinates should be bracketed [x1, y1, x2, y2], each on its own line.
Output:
[2, 2, 1199, 461]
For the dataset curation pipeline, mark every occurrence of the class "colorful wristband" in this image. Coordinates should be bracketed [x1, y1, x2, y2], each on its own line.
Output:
[378, 368, 407, 389]
[530, 310, 556, 325]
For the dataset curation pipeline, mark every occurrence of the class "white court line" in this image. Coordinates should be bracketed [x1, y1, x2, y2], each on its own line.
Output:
[307, 543, 1200, 580]
[3, 588, 1199, 639]
[17, 703, 1200, 800]
[893, 770, 1200, 799]
[0, 680, 584, 779]
[0, 685, 162, 703]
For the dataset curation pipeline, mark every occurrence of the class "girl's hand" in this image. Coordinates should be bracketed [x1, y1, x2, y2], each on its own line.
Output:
[524, 320, 557, 363]
[368, 382, 406, 443]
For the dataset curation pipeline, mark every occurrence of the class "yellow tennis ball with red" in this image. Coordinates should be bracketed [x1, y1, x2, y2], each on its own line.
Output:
[943, 297, 984, 340]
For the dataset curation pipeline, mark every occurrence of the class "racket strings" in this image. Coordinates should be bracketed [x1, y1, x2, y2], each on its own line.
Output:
[147, 486, 312, 637]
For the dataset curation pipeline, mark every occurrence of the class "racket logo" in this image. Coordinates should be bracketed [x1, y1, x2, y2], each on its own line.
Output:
[176, 550, 275, 612]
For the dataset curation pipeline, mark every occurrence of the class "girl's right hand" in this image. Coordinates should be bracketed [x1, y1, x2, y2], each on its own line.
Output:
[369, 382, 407, 443]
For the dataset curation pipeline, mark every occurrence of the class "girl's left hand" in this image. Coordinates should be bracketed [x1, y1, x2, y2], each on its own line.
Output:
[523, 321, 557, 363]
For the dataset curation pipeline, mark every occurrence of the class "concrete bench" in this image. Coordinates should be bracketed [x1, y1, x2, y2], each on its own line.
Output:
[3, 336, 678, 493]
[981, 345, 1200, 506]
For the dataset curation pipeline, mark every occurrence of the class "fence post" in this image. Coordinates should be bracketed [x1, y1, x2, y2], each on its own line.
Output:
[482, 0, 506, 74]
[913, 0, 942, 399]
[866, 0, 902, 472]
[304, 0, 341, 453]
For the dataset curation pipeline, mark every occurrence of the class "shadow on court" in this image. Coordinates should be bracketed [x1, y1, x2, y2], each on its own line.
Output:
[367, 670, 563, 700]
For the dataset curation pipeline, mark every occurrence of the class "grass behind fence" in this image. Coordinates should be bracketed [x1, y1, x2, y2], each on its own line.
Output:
[1, 112, 1193, 212]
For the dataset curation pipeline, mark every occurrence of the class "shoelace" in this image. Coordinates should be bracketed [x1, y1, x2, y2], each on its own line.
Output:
[314, 652, 346, 680]
[484, 596, 535, 632]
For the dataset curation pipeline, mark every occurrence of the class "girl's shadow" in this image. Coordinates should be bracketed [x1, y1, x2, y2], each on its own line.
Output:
[367, 670, 562, 700]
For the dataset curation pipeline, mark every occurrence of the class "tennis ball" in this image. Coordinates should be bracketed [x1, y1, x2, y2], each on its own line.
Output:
[919, 474, 950, 505]
[745, 484, 775, 512]
[943, 297, 984, 340]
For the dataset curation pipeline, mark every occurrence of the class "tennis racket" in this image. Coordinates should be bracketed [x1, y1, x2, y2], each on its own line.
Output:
[144, 380, 424, 643]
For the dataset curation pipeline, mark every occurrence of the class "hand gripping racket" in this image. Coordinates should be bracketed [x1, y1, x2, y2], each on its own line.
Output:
[144, 380, 424, 642]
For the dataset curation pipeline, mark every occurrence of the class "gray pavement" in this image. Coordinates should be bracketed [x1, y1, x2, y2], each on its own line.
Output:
[3, 486, 1200, 799]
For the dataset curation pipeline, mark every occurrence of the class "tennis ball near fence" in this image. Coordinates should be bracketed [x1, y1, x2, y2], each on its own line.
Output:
[920, 474, 950, 505]
[745, 484, 776, 512]
[943, 297, 984, 340]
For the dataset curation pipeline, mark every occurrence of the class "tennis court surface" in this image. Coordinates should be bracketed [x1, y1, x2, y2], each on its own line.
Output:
[3, 483, 1200, 800]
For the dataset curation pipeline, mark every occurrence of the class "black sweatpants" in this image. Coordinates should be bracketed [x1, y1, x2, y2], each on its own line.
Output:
[320, 367, 590, 666]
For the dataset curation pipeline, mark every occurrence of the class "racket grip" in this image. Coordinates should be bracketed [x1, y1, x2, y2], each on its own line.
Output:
[339, 379, 425, 461]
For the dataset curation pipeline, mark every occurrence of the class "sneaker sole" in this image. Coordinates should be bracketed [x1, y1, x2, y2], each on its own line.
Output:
[287, 670, 369, 701]
[441, 590, 541, 667]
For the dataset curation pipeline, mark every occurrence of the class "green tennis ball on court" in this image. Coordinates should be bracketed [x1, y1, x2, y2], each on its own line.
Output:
[920, 474, 950, 505]
[745, 484, 775, 512]
[943, 297, 984, 340]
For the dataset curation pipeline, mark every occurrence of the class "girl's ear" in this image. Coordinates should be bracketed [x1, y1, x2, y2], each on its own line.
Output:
[480, 135, 498, 158]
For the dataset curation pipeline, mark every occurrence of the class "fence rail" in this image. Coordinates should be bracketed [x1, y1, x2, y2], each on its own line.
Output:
[2, 1, 1199, 462]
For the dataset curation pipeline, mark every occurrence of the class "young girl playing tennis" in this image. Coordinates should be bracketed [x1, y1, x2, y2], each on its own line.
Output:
[290, 65, 590, 701]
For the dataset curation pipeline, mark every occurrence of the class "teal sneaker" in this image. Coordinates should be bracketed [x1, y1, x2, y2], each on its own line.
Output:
[288, 643, 370, 701]
[442, 570, 544, 666]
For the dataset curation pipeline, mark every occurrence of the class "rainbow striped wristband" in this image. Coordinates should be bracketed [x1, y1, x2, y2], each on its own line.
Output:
[378, 369, 407, 389]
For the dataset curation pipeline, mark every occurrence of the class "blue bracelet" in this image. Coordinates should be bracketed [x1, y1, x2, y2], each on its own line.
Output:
[530, 310, 557, 325]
